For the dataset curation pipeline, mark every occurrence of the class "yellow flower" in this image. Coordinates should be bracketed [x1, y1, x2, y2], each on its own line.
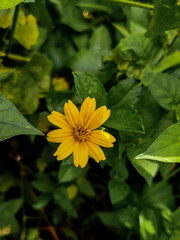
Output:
[47, 97, 116, 168]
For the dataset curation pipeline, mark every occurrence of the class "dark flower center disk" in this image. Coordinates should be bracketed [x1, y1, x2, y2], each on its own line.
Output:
[74, 124, 90, 142]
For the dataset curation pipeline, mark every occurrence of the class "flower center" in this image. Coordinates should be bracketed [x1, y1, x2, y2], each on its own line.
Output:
[74, 124, 90, 142]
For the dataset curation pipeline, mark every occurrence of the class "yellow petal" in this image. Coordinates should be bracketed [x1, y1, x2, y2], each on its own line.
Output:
[79, 97, 96, 125]
[47, 111, 72, 129]
[90, 130, 116, 147]
[64, 100, 80, 128]
[47, 129, 73, 143]
[54, 138, 75, 160]
[73, 142, 79, 167]
[85, 106, 110, 130]
[86, 141, 106, 163]
[73, 142, 88, 168]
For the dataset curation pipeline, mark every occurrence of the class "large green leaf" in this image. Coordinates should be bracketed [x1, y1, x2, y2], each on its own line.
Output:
[0, 93, 43, 140]
[136, 88, 163, 133]
[127, 139, 159, 185]
[0, 0, 23, 9]
[73, 72, 107, 107]
[142, 72, 180, 110]
[108, 78, 142, 107]
[136, 122, 180, 163]
[0, 52, 52, 114]
[104, 105, 145, 133]
[146, 0, 180, 36]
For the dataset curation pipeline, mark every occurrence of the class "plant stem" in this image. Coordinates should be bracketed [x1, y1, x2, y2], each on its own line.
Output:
[6, 4, 20, 57]
[110, 0, 154, 10]
[165, 167, 180, 181]
[0, 51, 30, 62]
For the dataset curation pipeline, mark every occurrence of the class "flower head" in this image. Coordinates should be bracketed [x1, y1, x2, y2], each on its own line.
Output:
[47, 97, 116, 168]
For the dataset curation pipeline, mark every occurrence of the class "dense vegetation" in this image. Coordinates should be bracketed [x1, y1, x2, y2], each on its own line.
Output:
[0, 0, 180, 239]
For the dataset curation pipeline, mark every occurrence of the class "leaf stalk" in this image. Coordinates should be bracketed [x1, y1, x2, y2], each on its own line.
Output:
[110, 0, 154, 10]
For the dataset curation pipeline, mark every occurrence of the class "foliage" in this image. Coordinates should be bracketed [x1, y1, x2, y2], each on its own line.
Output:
[0, 0, 180, 239]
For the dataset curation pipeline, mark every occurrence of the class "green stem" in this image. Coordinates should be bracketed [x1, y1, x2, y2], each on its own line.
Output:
[110, 0, 154, 10]
[6, 4, 20, 57]
[0, 51, 30, 62]
[165, 167, 180, 181]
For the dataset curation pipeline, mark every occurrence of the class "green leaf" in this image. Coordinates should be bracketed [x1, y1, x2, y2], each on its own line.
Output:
[32, 174, 56, 193]
[122, 6, 150, 29]
[108, 78, 142, 107]
[71, 26, 111, 73]
[0, 173, 16, 192]
[142, 72, 180, 110]
[33, 194, 52, 209]
[117, 206, 139, 229]
[97, 212, 120, 228]
[58, 165, 83, 183]
[53, 187, 77, 217]
[139, 208, 157, 240]
[73, 72, 107, 107]
[127, 139, 159, 185]
[108, 179, 130, 204]
[136, 88, 163, 132]
[89, 25, 111, 58]
[14, 10, 39, 50]
[60, 3, 89, 32]
[104, 105, 145, 133]
[45, 90, 73, 112]
[0, 9, 13, 28]
[146, 0, 180, 36]
[71, 49, 103, 73]
[0, 93, 43, 140]
[77, 175, 95, 197]
[142, 181, 174, 209]
[112, 33, 162, 65]
[136, 122, 180, 163]
[0, 199, 22, 234]
[0, 0, 23, 9]
[152, 51, 180, 73]
[33, 0, 53, 29]
[26, 228, 41, 240]
[169, 208, 180, 240]
[109, 156, 129, 182]
[0, 52, 52, 114]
